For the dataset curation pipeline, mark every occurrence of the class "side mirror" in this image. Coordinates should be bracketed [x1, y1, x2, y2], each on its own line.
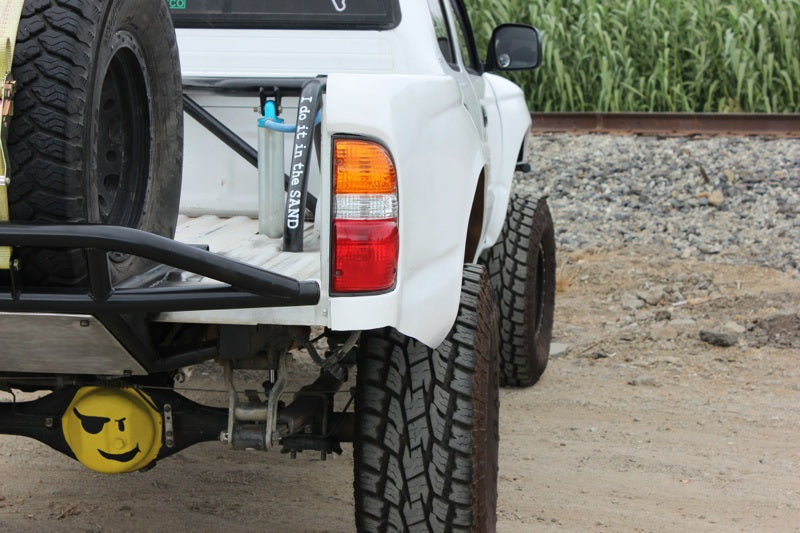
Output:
[485, 24, 541, 71]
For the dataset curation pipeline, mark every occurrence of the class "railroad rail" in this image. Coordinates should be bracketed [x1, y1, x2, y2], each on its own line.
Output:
[530, 112, 800, 138]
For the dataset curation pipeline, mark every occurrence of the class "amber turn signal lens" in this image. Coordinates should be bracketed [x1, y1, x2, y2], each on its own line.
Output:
[334, 139, 397, 195]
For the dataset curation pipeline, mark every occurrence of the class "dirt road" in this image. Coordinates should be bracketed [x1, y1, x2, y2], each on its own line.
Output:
[1, 243, 798, 532]
[498, 246, 800, 532]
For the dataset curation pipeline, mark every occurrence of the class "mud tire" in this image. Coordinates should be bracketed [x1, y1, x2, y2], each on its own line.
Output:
[354, 264, 499, 532]
[484, 193, 556, 387]
[8, 0, 182, 285]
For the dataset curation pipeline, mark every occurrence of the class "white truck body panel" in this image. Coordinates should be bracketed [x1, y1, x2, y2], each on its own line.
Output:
[480, 73, 535, 252]
[178, 29, 397, 77]
[170, 1, 531, 347]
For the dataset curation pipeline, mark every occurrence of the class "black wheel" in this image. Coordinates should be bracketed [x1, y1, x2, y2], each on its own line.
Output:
[8, 0, 183, 285]
[484, 193, 556, 387]
[354, 264, 499, 533]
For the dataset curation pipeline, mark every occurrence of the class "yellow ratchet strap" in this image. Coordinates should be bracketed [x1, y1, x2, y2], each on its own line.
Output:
[0, 0, 25, 270]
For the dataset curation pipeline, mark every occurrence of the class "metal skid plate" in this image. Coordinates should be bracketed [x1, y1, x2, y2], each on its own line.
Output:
[0, 312, 146, 375]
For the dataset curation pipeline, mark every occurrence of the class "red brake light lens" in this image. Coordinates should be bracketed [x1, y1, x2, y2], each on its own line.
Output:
[332, 219, 398, 293]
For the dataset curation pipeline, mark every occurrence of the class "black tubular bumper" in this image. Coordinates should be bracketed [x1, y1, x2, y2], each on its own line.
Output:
[0, 224, 320, 314]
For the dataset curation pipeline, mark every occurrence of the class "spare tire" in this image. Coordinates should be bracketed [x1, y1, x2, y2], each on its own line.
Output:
[8, 0, 182, 286]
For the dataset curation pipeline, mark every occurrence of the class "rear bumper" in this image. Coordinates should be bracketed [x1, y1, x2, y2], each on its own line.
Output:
[0, 223, 320, 314]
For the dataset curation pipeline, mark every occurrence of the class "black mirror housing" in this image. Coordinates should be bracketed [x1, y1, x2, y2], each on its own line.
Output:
[485, 24, 541, 71]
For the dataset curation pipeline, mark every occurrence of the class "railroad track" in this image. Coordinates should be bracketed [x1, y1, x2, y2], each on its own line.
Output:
[530, 112, 800, 137]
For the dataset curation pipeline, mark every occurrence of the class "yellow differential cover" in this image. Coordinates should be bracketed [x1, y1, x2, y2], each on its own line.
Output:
[62, 387, 162, 474]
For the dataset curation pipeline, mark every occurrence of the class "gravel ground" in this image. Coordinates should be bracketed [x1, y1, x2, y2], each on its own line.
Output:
[517, 134, 800, 275]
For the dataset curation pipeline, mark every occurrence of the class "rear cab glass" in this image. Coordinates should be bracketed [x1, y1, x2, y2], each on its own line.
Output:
[169, 0, 401, 30]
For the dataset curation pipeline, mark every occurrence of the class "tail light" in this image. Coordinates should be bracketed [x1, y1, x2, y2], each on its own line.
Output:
[332, 138, 398, 293]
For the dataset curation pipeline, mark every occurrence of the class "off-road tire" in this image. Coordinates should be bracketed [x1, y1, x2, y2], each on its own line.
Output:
[8, 0, 182, 285]
[354, 264, 499, 532]
[484, 193, 556, 387]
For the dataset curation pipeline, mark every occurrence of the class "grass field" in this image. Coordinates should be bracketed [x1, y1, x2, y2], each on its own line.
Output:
[467, 0, 800, 112]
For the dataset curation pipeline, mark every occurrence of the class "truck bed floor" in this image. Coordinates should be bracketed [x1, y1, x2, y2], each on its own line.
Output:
[153, 214, 324, 326]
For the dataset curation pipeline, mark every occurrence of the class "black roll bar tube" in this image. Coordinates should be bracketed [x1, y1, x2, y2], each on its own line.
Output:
[284, 79, 323, 252]
[182, 93, 317, 213]
[0, 224, 320, 313]
[183, 93, 258, 167]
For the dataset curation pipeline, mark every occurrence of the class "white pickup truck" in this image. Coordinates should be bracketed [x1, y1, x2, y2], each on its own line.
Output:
[0, 1, 555, 531]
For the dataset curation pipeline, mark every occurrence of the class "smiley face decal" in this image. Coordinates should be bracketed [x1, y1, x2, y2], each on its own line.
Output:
[62, 387, 162, 474]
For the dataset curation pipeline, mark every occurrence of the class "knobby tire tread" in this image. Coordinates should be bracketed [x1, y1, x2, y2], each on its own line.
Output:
[8, 0, 182, 286]
[354, 264, 498, 533]
[484, 193, 556, 387]
[8, 1, 99, 284]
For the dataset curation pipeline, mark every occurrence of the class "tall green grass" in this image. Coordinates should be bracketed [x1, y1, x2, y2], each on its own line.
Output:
[467, 0, 800, 112]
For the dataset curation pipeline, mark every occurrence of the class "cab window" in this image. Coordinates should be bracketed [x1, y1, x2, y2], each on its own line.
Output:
[427, 0, 457, 67]
[449, 1, 480, 72]
[170, 0, 401, 30]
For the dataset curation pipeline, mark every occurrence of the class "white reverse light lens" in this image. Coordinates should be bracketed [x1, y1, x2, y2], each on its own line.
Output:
[335, 194, 398, 220]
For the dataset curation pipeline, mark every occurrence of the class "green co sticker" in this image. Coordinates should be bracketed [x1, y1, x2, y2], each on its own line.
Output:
[169, 0, 186, 9]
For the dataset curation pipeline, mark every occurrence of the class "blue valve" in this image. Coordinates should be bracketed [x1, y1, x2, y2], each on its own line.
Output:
[258, 101, 321, 133]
